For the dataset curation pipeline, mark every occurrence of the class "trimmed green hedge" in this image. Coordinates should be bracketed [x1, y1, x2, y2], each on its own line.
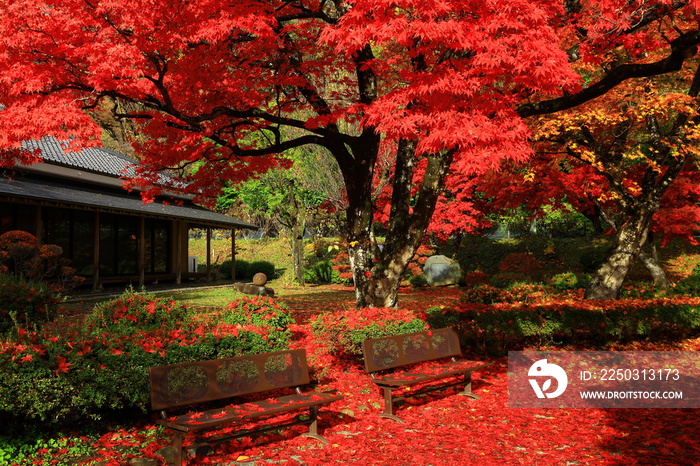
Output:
[221, 259, 276, 281]
[249, 260, 276, 279]
[424, 298, 700, 356]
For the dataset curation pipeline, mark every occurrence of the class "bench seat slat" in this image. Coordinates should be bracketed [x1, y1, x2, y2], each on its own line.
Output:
[158, 390, 342, 432]
[373, 361, 491, 387]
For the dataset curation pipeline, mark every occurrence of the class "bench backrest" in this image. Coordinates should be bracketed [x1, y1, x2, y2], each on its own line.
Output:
[150, 349, 310, 411]
[362, 328, 461, 373]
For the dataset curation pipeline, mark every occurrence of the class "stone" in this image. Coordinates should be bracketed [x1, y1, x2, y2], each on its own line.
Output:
[233, 281, 275, 297]
[252, 272, 268, 286]
[423, 255, 461, 287]
[156, 446, 174, 464]
[191, 445, 213, 457]
[129, 458, 158, 466]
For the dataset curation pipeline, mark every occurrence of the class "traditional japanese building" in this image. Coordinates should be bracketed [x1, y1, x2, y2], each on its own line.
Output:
[0, 137, 256, 289]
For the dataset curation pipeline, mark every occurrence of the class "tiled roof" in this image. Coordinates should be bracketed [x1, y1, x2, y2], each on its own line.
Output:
[21, 137, 142, 178]
[7, 136, 257, 230]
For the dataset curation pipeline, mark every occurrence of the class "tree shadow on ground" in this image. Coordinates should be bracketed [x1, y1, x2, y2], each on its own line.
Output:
[598, 408, 700, 464]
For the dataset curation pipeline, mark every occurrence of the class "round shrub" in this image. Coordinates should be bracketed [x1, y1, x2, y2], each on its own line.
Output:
[86, 289, 189, 333]
[507, 283, 551, 303]
[673, 263, 700, 295]
[550, 272, 580, 291]
[461, 284, 512, 304]
[198, 297, 294, 357]
[489, 272, 529, 289]
[463, 271, 490, 288]
[215, 259, 232, 280]
[235, 259, 251, 280]
[304, 260, 342, 284]
[218, 259, 256, 280]
[250, 260, 276, 279]
[409, 274, 428, 288]
[222, 296, 293, 331]
[0, 274, 60, 334]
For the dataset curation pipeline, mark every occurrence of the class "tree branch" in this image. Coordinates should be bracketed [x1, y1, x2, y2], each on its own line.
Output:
[207, 133, 330, 158]
[518, 31, 700, 117]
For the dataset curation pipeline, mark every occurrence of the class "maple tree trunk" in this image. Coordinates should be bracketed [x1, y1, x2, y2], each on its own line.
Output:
[291, 231, 305, 286]
[345, 182, 377, 307]
[336, 132, 381, 306]
[585, 209, 655, 300]
[343, 151, 389, 306]
[346, 139, 453, 307]
[639, 249, 670, 290]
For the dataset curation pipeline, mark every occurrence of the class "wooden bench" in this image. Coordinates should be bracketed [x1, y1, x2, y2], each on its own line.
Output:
[362, 328, 492, 423]
[149, 349, 342, 466]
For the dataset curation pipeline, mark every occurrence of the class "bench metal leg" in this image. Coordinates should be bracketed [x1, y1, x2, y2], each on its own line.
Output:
[457, 372, 480, 400]
[300, 405, 330, 445]
[378, 387, 405, 423]
[173, 431, 184, 466]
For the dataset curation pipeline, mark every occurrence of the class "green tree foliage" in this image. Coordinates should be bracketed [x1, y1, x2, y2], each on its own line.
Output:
[218, 148, 338, 284]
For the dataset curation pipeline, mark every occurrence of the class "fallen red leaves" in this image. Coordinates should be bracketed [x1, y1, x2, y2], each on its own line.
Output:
[40, 289, 700, 465]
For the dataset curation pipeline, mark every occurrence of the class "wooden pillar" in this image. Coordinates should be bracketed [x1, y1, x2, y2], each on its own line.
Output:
[34, 206, 42, 243]
[138, 216, 145, 288]
[206, 227, 212, 282]
[175, 222, 182, 285]
[93, 211, 101, 291]
[231, 230, 236, 280]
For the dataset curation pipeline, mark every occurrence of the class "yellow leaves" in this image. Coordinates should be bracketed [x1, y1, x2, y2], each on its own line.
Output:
[626, 182, 642, 196]
[596, 192, 621, 203]
[581, 152, 597, 165]
[623, 149, 646, 162]
[523, 171, 536, 182]
[647, 160, 662, 174]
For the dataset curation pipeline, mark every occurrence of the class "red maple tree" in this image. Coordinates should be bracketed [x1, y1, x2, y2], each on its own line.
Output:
[2, 0, 700, 305]
[479, 5, 700, 299]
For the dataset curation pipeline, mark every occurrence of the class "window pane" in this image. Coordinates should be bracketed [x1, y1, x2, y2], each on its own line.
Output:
[99, 214, 116, 276]
[152, 220, 170, 273]
[43, 207, 70, 254]
[0, 202, 15, 234]
[116, 216, 138, 275]
[72, 211, 94, 275]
